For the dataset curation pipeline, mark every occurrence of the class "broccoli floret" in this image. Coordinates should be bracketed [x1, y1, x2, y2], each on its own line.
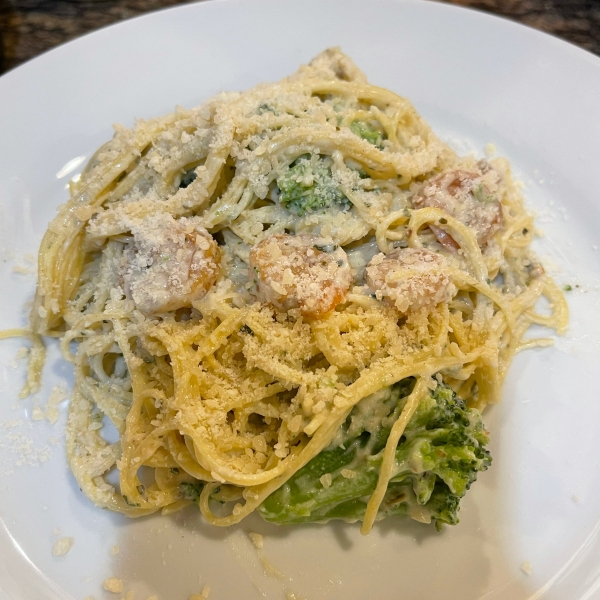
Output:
[179, 481, 203, 502]
[350, 120, 386, 148]
[259, 380, 491, 528]
[277, 155, 350, 216]
[427, 482, 462, 529]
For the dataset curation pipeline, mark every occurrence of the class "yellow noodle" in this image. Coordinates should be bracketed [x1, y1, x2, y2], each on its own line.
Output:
[361, 378, 429, 534]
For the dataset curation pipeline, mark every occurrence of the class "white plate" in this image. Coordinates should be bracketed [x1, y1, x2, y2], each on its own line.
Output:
[1, 0, 600, 598]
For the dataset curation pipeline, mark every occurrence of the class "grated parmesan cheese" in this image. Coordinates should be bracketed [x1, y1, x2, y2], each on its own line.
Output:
[320, 473, 332, 488]
[74, 205, 96, 222]
[189, 586, 211, 600]
[31, 385, 68, 425]
[12, 265, 32, 274]
[248, 532, 264, 549]
[103, 578, 123, 593]
[52, 537, 73, 556]
[15, 347, 29, 360]
[484, 143, 496, 157]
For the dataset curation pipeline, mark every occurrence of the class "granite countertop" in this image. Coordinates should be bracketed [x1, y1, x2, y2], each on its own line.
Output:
[0, 0, 599, 74]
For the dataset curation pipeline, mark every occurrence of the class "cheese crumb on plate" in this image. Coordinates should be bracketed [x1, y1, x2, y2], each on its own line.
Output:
[103, 578, 123, 593]
[521, 561, 533, 575]
[248, 532, 264, 549]
[52, 537, 73, 556]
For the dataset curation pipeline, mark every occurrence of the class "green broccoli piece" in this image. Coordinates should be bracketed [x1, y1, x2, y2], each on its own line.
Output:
[277, 155, 350, 216]
[472, 184, 497, 204]
[350, 120, 386, 148]
[179, 481, 203, 502]
[259, 380, 491, 529]
[426, 481, 462, 529]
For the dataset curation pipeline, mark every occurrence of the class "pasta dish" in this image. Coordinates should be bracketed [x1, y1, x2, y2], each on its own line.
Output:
[24, 49, 567, 533]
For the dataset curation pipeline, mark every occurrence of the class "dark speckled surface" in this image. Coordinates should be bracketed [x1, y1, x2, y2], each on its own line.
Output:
[0, 0, 599, 74]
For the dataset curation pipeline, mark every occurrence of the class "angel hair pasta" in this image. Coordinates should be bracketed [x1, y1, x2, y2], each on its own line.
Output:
[27, 48, 567, 533]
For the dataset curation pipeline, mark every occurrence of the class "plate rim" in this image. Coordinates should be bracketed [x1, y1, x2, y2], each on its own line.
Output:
[1, 0, 600, 88]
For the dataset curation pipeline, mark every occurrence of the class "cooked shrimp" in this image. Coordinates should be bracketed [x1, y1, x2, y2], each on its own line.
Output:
[366, 248, 455, 313]
[249, 234, 352, 317]
[412, 167, 502, 250]
[122, 214, 220, 314]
